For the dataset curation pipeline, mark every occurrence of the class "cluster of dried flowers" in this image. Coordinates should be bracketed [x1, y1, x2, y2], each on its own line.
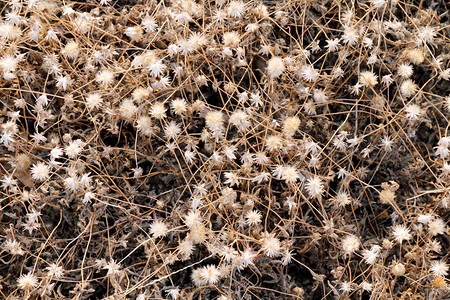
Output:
[0, 0, 449, 299]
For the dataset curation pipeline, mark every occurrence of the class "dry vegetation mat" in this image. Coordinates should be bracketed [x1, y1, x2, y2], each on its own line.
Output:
[0, 0, 449, 299]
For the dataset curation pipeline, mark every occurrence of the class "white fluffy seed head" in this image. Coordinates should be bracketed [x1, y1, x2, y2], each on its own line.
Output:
[245, 210, 262, 225]
[0, 55, 20, 73]
[359, 71, 378, 87]
[125, 25, 144, 41]
[267, 56, 285, 78]
[362, 245, 380, 264]
[95, 69, 115, 85]
[14, 153, 31, 172]
[405, 48, 425, 65]
[428, 218, 446, 236]
[261, 234, 281, 257]
[17, 273, 38, 290]
[283, 116, 300, 136]
[391, 262, 406, 276]
[335, 191, 352, 207]
[199, 264, 221, 285]
[0, 23, 22, 40]
[392, 224, 412, 243]
[184, 210, 202, 228]
[370, 0, 386, 8]
[85, 93, 103, 110]
[300, 64, 319, 82]
[132, 87, 151, 102]
[119, 99, 138, 118]
[229, 110, 250, 131]
[31, 162, 50, 181]
[150, 102, 167, 119]
[313, 89, 328, 103]
[227, 1, 246, 18]
[342, 26, 359, 45]
[178, 239, 195, 257]
[444, 96, 450, 112]
[397, 63, 414, 78]
[305, 176, 324, 198]
[379, 189, 396, 204]
[164, 121, 181, 140]
[46, 263, 64, 279]
[65, 140, 84, 158]
[136, 116, 154, 136]
[142, 16, 157, 32]
[430, 260, 449, 276]
[205, 110, 224, 132]
[188, 224, 207, 244]
[341, 235, 360, 255]
[417, 26, 436, 44]
[417, 214, 432, 224]
[281, 166, 300, 184]
[400, 80, 418, 98]
[223, 31, 240, 46]
[149, 220, 169, 238]
[265, 135, 283, 151]
[171, 98, 188, 115]
[62, 41, 80, 59]
[404, 104, 423, 120]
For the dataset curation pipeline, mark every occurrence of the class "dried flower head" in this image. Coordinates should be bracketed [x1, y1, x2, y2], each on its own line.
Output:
[392, 225, 412, 243]
[400, 79, 418, 98]
[260, 233, 282, 257]
[341, 235, 360, 255]
[150, 102, 167, 119]
[205, 110, 225, 132]
[31, 162, 50, 181]
[305, 176, 324, 198]
[17, 273, 38, 290]
[430, 260, 448, 277]
[391, 262, 406, 276]
[359, 70, 378, 87]
[267, 56, 285, 78]
[245, 210, 262, 226]
[150, 220, 169, 238]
